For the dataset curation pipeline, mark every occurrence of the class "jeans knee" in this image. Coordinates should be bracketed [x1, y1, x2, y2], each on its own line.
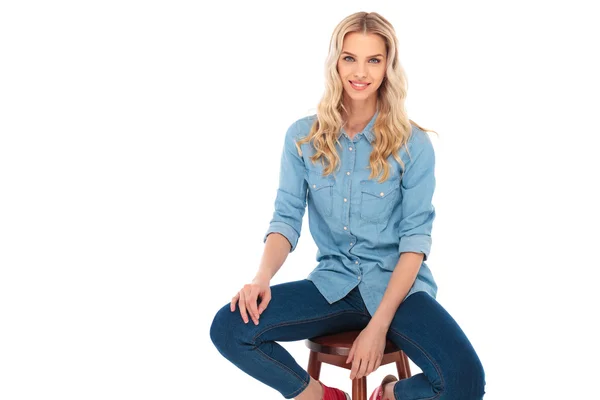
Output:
[447, 355, 486, 399]
[472, 358, 486, 398]
[210, 304, 238, 355]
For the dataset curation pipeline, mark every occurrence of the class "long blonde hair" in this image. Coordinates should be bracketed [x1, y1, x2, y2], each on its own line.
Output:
[296, 11, 437, 183]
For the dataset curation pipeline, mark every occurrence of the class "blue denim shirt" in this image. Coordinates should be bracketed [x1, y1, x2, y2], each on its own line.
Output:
[263, 110, 438, 316]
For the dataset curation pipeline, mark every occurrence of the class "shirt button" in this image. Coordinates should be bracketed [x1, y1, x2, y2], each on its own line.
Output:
[349, 147, 353, 151]
[343, 226, 348, 230]
[355, 260, 359, 264]
[346, 171, 351, 175]
[380, 192, 384, 197]
[313, 184, 316, 188]
[350, 242, 354, 246]
[357, 276, 361, 280]
[343, 198, 347, 202]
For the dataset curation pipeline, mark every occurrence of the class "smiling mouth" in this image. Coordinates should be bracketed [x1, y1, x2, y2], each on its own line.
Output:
[349, 81, 370, 90]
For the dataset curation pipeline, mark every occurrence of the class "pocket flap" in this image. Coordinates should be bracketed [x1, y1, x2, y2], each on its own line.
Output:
[308, 172, 334, 190]
[360, 177, 399, 198]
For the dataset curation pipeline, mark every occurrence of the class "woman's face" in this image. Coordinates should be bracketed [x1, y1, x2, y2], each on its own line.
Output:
[337, 32, 387, 101]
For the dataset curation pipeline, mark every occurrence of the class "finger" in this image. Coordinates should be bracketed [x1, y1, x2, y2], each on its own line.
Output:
[247, 287, 260, 322]
[357, 357, 369, 379]
[346, 342, 356, 364]
[366, 355, 379, 377]
[244, 289, 258, 325]
[350, 357, 361, 380]
[373, 353, 383, 372]
[363, 355, 377, 377]
[230, 293, 239, 312]
[257, 291, 271, 314]
[238, 290, 249, 324]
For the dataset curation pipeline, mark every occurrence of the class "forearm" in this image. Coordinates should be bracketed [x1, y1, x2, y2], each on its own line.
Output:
[370, 252, 424, 332]
[254, 233, 292, 281]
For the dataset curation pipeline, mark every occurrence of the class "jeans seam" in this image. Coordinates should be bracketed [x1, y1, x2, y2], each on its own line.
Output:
[251, 310, 364, 398]
[254, 346, 309, 398]
[283, 372, 310, 399]
[389, 327, 445, 400]
[251, 309, 365, 343]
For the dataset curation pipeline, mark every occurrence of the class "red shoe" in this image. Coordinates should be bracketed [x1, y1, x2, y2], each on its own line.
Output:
[369, 374, 398, 400]
[319, 380, 351, 400]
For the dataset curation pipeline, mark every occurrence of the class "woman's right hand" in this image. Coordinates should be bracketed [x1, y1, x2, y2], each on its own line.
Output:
[230, 276, 271, 325]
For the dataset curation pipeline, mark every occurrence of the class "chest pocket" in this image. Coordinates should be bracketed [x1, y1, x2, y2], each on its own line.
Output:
[307, 172, 334, 217]
[359, 176, 400, 223]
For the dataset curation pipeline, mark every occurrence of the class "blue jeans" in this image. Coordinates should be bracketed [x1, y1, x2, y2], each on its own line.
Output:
[209, 279, 486, 399]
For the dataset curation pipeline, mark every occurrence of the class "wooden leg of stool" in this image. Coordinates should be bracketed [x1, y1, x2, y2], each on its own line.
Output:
[396, 359, 406, 380]
[307, 351, 321, 380]
[402, 351, 411, 378]
[395, 352, 408, 380]
[395, 351, 411, 379]
[352, 376, 367, 400]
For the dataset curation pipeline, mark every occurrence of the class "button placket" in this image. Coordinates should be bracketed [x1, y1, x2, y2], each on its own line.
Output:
[343, 137, 356, 234]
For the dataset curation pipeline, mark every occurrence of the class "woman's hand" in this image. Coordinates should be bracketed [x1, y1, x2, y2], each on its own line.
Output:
[346, 324, 388, 380]
[230, 276, 271, 325]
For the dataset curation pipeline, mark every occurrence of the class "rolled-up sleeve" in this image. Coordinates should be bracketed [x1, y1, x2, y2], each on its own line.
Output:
[398, 129, 436, 261]
[263, 120, 308, 252]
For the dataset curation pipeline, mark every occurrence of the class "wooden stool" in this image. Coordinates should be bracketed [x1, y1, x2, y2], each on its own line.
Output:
[305, 330, 411, 400]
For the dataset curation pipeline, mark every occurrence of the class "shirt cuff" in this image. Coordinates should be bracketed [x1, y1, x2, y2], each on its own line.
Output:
[398, 235, 432, 261]
[263, 221, 300, 252]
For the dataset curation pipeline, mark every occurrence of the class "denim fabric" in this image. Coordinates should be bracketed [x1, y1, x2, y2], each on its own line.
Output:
[264, 109, 438, 316]
[210, 279, 486, 399]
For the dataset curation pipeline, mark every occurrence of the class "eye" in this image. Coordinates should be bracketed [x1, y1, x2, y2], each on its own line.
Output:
[342, 56, 382, 64]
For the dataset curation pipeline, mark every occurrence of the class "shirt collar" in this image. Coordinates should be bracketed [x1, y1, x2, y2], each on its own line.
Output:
[338, 109, 379, 143]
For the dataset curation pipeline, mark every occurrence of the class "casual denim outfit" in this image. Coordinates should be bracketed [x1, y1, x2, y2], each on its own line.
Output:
[210, 111, 486, 399]
[262, 110, 437, 317]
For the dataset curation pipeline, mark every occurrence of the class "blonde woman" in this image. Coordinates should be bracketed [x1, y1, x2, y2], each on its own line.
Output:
[210, 11, 486, 400]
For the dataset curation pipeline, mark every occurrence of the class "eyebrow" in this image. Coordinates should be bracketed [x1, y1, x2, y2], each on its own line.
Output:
[341, 51, 385, 58]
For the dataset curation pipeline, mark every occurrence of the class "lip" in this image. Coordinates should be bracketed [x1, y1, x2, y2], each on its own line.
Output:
[349, 80, 370, 91]
[350, 81, 370, 85]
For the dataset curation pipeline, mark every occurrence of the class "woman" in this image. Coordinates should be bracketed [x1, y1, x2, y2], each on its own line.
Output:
[210, 11, 486, 400]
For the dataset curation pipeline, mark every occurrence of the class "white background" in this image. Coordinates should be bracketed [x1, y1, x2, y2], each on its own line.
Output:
[1, 1, 599, 399]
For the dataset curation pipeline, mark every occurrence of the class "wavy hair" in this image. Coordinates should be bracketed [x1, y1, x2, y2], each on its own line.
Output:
[295, 11, 438, 183]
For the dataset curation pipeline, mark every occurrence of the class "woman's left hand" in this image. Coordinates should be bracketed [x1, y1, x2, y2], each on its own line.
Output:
[346, 324, 388, 380]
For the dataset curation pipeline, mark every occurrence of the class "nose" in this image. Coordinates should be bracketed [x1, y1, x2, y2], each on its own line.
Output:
[353, 70, 367, 80]
[353, 64, 367, 80]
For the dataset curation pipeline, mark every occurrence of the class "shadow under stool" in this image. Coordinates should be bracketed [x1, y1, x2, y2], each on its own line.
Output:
[305, 330, 412, 400]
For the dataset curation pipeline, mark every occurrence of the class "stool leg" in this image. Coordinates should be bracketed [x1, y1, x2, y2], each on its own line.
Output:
[307, 351, 321, 380]
[396, 359, 406, 379]
[402, 351, 411, 378]
[396, 351, 412, 379]
[352, 377, 367, 400]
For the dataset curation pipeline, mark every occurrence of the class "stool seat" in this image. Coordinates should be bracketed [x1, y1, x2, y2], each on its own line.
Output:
[305, 330, 411, 400]
[305, 330, 401, 356]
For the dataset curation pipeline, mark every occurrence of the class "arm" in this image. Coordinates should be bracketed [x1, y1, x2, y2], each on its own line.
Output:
[254, 233, 293, 281]
[258, 120, 308, 281]
[370, 252, 424, 331]
[371, 130, 436, 331]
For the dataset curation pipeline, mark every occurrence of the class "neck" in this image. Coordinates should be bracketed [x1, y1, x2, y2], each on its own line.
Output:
[341, 95, 378, 128]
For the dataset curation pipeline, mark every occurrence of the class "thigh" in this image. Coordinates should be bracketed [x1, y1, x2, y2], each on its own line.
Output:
[387, 292, 486, 396]
[211, 279, 371, 345]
